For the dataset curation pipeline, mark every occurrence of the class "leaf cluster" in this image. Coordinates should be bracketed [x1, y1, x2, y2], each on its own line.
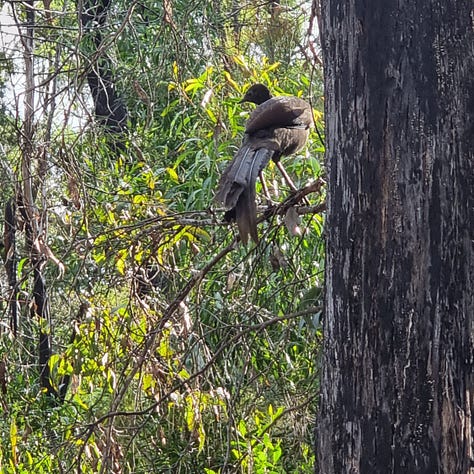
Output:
[0, 0, 325, 472]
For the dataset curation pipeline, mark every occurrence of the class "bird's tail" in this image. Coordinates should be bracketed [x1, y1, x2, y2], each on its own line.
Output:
[215, 146, 273, 244]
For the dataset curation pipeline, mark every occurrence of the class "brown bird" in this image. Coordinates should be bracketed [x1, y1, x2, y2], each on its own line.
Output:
[215, 84, 313, 244]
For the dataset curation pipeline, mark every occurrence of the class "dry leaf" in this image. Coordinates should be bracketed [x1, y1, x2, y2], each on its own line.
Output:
[284, 207, 302, 237]
[270, 245, 288, 271]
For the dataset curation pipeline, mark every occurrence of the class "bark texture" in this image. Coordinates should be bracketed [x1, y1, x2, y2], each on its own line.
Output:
[80, 0, 128, 135]
[20, 0, 56, 396]
[317, 1, 474, 472]
[3, 199, 18, 335]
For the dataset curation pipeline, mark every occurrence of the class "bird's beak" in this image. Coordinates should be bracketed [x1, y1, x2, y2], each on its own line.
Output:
[239, 92, 250, 104]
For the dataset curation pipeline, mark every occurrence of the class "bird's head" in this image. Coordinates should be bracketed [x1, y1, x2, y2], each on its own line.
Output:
[240, 84, 272, 105]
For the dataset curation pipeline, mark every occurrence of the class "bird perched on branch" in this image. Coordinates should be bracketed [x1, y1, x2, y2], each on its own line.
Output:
[215, 84, 313, 244]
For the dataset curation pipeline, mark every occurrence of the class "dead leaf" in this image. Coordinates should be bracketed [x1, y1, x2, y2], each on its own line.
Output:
[270, 245, 288, 271]
[284, 207, 302, 237]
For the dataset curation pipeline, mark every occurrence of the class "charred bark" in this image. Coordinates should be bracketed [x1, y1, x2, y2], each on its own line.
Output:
[317, 1, 474, 473]
[79, 0, 129, 140]
[32, 266, 55, 394]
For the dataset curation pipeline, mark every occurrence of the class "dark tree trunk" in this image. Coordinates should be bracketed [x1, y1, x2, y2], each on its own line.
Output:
[79, 0, 128, 137]
[33, 266, 55, 394]
[317, 1, 474, 473]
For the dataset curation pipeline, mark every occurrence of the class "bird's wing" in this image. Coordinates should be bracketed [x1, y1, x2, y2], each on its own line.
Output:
[245, 97, 313, 134]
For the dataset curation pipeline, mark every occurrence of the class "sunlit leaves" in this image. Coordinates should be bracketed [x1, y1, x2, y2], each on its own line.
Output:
[9, 418, 18, 466]
[232, 405, 286, 473]
[165, 167, 179, 184]
[0, 0, 324, 470]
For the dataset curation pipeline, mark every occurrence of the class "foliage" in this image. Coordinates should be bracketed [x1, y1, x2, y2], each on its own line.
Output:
[0, 0, 324, 472]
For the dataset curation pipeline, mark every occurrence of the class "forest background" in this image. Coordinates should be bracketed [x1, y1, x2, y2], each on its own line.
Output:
[0, 0, 325, 472]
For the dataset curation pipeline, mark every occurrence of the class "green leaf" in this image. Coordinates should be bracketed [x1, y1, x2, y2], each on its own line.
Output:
[238, 419, 247, 437]
[166, 167, 179, 183]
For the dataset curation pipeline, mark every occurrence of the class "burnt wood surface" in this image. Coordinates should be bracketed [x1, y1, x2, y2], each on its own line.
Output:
[317, 1, 474, 472]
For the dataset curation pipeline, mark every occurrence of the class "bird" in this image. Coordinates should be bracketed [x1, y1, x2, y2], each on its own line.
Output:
[215, 83, 313, 244]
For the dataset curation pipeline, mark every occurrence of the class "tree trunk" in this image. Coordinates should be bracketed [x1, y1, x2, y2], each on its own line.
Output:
[317, 1, 474, 473]
[3, 199, 18, 335]
[80, 0, 129, 138]
[18, 0, 56, 396]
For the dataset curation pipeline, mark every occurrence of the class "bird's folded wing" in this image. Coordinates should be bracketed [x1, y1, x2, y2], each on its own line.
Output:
[245, 97, 313, 134]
